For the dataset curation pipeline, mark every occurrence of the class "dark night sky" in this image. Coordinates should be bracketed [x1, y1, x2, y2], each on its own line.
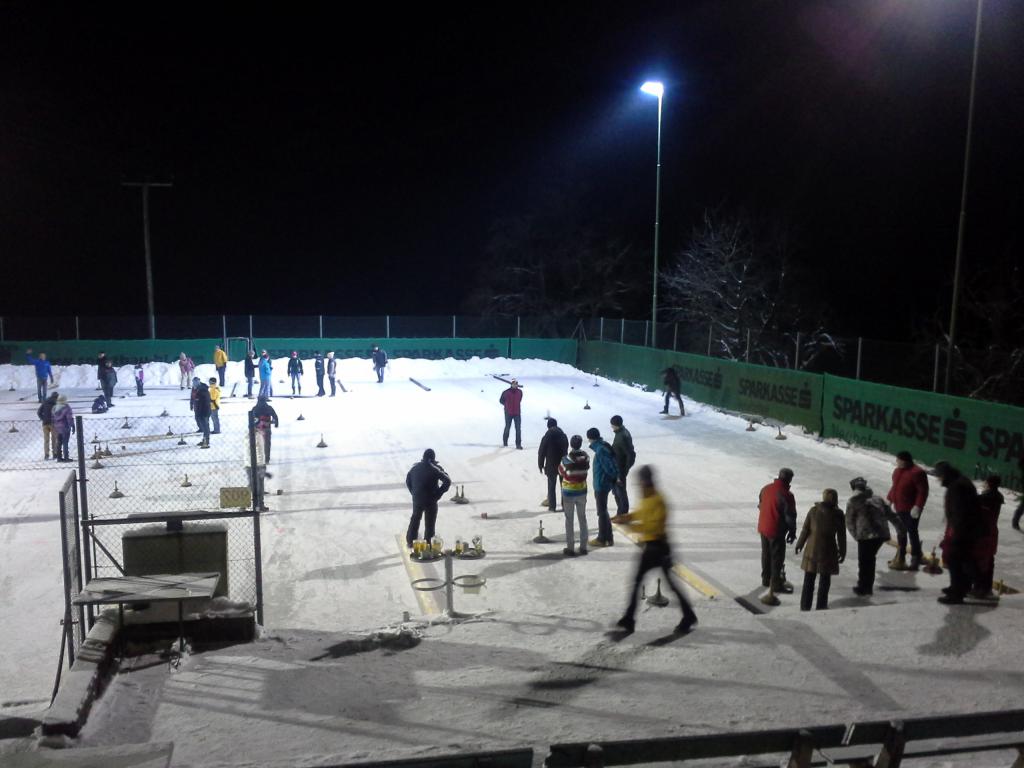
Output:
[1, 1, 1022, 340]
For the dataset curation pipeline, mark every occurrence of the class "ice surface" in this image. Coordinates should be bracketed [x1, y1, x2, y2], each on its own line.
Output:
[1, 355, 1021, 766]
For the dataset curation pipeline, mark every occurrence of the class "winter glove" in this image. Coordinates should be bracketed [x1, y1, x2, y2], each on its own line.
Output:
[911, 506, 922, 519]
[794, 544, 802, 555]
[785, 530, 796, 545]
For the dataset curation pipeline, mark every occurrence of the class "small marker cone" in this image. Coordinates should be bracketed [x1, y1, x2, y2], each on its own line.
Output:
[103, 443, 113, 457]
[121, 445, 126, 451]
[532, 520, 551, 544]
[297, 413, 305, 421]
[160, 408, 169, 417]
[121, 417, 131, 429]
[166, 428, 174, 436]
[8, 423, 18, 433]
[7, 383, 14, 391]
[775, 427, 787, 441]
[317, 434, 327, 448]
[746, 421, 757, 432]
[181, 474, 192, 488]
[92, 435, 100, 444]
[583, 401, 591, 410]
[177, 434, 187, 446]
[109, 482, 125, 499]
[90, 458, 104, 470]
[646, 578, 670, 607]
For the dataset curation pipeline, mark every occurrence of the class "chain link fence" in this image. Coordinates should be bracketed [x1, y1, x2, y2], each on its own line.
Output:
[74, 413, 263, 616]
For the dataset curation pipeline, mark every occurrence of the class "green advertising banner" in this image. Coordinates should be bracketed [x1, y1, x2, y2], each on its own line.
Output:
[578, 341, 824, 432]
[251, 338, 509, 361]
[510, 338, 578, 365]
[823, 375, 1024, 491]
[0, 339, 222, 367]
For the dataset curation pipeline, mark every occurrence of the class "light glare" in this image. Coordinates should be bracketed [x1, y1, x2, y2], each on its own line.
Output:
[640, 81, 664, 98]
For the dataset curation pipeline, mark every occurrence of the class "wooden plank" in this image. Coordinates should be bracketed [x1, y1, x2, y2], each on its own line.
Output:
[7, 741, 173, 767]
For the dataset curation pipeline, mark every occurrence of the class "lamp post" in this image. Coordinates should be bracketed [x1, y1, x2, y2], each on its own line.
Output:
[945, 0, 983, 394]
[641, 81, 664, 348]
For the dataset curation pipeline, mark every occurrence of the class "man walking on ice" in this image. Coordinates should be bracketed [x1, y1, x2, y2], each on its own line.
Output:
[499, 379, 523, 449]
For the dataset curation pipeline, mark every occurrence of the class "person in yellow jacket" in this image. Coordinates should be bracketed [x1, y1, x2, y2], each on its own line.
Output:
[208, 377, 222, 434]
[213, 345, 228, 387]
[611, 465, 698, 635]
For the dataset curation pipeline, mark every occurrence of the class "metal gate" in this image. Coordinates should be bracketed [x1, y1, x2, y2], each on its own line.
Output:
[57, 470, 86, 666]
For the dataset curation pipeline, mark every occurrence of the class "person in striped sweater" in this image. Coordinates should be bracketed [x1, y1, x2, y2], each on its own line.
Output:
[558, 435, 590, 556]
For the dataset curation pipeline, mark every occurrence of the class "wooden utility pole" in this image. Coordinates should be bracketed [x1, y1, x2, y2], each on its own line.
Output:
[122, 179, 173, 339]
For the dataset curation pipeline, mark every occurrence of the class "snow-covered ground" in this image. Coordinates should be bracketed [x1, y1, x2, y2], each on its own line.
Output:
[1, 356, 1022, 766]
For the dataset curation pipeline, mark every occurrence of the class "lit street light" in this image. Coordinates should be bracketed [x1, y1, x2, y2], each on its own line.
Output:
[641, 81, 664, 347]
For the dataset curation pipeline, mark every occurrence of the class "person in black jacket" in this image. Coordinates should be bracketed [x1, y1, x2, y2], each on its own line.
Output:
[249, 396, 280, 463]
[538, 418, 569, 511]
[372, 345, 388, 383]
[96, 352, 107, 391]
[37, 391, 59, 460]
[100, 360, 118, 409]
[192, 378, 212, 448]
[661, 367, 685, 415]
[610, 415, 636, 515]
[314, 351, 326, 396]
[287, 352, 303, 395]
[244, 350, 257, 399]
[931, 461, 980, 604]
[405, 448, 452, 548]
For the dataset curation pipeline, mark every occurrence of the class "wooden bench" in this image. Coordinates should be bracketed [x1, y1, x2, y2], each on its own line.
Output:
[820, 709, 1024, 767]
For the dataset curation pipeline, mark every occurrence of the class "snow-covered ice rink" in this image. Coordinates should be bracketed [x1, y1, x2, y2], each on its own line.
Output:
[1, 355, 1023, 766]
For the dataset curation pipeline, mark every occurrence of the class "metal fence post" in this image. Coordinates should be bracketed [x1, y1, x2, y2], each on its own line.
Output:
[452, 315, 456, 338]
[75, 316, 80, 341]
[75, 416, 95, 629]
[222, 315, 228, 350]
[933, 344, 940, 392]
[386, 315, 391, 339]
[746, 329, 752, 362]
[620, 318, 625, 344]
[0, 316, 4, 341]
[856, 337, 863, 380]
[706, 324, 713, 356]
[673, 322, 678, 351]
[248, 314, 253, 342]
[57, 484, 76, 668]
[645, 320, 650, 347]
[599, 317, 604, 342]
[517, 316, 521, 338]
[319, 315, 323, 339]
[794, 331, 802, 369]
[249, 416, 265, 625]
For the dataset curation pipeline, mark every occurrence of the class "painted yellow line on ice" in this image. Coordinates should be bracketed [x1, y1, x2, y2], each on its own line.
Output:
[395, 534, 443, 615]
[612, 523, 720, 599]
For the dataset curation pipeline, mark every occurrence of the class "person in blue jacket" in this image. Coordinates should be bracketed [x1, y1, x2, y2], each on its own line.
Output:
[586, 427, 619, 547]
[25, 349, 54, 403]
[258, 351, 272, 399]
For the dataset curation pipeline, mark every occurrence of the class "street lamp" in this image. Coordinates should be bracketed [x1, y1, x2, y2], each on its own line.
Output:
[641, 81, 664, 347]
[945, 0, 984, 394]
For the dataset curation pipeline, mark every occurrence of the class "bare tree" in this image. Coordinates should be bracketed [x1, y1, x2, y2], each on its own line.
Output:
[465, 193, 642, 335]
[661, 208, 840, 368]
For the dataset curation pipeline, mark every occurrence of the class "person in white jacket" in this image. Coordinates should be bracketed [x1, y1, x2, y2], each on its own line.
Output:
[244, 431, 272, 512]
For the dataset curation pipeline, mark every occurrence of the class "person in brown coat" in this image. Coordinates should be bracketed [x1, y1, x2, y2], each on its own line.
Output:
[794, 488, 846, 611]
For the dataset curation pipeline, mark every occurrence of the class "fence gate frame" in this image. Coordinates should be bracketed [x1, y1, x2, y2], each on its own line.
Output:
[57, 469, 86, 668]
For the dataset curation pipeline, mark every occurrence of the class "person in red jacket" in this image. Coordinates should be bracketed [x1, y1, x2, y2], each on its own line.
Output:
[757, 468, 797, 605]
[499, 379, 523, 449]
[972, 475, 1003, 599]
[886, 450, 930, 571]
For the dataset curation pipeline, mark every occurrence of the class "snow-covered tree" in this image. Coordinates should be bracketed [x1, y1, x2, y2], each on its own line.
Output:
[661, 208, 841, 369]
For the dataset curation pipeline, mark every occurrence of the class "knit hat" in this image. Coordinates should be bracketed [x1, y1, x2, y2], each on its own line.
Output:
[546, 418, 557, 428]
[423, 448, 436, 462]
[570, 435, 583, 450]
[896, 450, 913, 463]
[849, 476, 867, 491]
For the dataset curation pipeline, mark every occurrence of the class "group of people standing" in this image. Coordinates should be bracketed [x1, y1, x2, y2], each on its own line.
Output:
[35, 390, 76, 461]
[757, 451, 1012, 611]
